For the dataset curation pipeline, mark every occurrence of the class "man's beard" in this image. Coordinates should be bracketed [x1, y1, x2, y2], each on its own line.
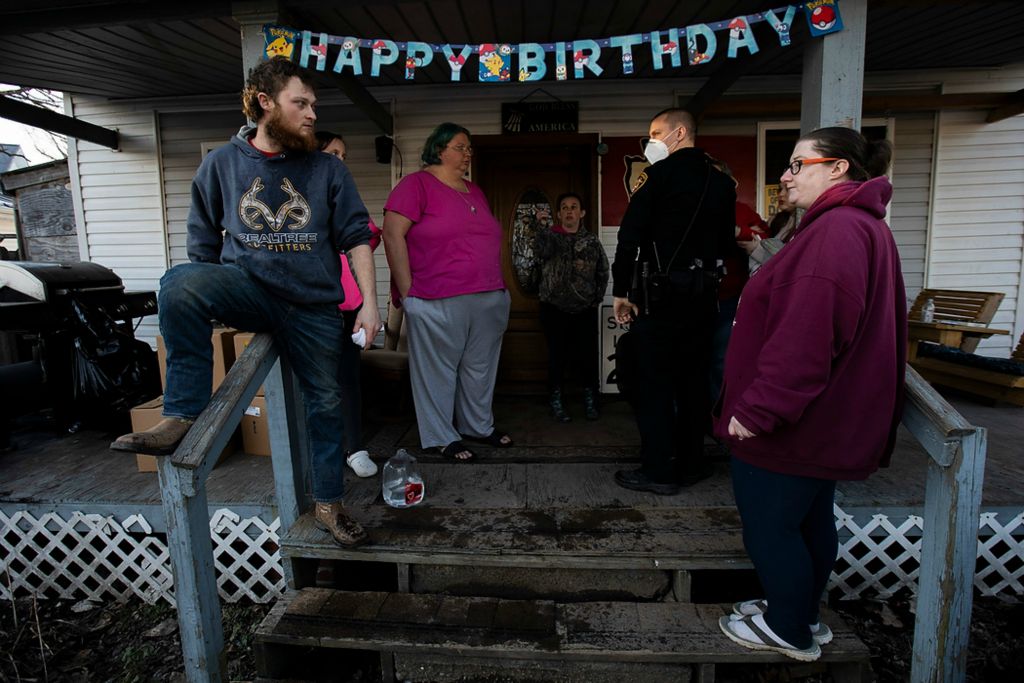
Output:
[264, 108, 317, 153]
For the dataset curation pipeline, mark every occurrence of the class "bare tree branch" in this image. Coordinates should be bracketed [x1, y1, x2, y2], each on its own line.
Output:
[0, 85, 68, 162]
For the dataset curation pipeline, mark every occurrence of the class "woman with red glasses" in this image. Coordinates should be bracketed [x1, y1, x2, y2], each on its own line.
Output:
[716, 127, 906, 661]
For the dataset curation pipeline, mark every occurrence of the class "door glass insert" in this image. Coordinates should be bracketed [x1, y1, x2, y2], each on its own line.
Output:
[510, 187, 553, 296]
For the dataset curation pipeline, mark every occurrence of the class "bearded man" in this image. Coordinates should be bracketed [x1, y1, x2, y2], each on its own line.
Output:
[111, 57, 379, 547]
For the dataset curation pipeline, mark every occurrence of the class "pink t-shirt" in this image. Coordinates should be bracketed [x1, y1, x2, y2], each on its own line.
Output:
[338, 219, 382, 312]
[384, 170, 506, 301]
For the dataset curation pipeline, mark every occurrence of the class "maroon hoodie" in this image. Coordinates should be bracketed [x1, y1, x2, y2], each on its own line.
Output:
[714, 177, 907, 481]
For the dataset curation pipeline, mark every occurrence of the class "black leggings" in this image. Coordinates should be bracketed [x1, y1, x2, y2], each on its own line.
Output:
[538, 303, 598, 392]
[730, 457, 838, 649]
[338, 309, 362, 454]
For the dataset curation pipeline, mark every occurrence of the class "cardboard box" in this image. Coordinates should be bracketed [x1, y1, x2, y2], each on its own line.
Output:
[156, 328, 238, 392]
[130, 397, 165, 473]
[241, 396, 271, 456]
[129, 396, 238, 472]
[232, 332, 265, 396]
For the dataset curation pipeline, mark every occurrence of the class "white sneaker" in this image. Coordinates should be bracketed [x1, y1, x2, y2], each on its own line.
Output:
[720, 614, 822, 662]
[731, 599, 833, 645]
[346, 450, 378, 478]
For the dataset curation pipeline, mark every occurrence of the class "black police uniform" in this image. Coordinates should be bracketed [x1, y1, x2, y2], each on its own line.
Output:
[611, 146, 736, 490]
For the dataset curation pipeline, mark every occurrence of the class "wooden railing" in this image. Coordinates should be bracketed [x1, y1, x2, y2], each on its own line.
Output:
[154, 333, 306, 682]
[901, 366, 986, 683]
[152, 336, 986, 683]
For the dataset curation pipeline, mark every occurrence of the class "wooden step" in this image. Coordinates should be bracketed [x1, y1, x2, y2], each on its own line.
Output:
[255, 588, 872, 682]
[281, 505, 750, 571]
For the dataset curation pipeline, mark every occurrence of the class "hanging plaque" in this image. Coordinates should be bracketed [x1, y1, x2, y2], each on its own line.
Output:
[501, 101, 579, 135]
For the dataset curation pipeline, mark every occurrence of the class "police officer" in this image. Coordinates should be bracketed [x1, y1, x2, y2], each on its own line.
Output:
[611, 108, 736, 495]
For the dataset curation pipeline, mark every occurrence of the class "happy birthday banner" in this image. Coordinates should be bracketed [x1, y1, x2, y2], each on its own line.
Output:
[263, 1, 843, 83]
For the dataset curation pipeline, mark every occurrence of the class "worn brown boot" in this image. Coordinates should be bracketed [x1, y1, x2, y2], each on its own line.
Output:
[314, 502, 368, 548]
[109, 417, 194, 456]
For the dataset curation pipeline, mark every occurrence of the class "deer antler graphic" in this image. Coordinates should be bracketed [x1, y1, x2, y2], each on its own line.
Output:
[239, 177, 276, 231]
[277, 178, 311, 231]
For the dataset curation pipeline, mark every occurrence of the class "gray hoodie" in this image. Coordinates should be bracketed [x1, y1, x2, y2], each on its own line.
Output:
[186, 126, 371, 304]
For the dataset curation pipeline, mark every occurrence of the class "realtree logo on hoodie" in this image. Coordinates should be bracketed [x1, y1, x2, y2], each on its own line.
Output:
[237, 177, 316, 252]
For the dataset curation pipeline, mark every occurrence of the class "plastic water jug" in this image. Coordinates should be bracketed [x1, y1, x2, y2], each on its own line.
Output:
[922, 297, 935, 323]
[382, 449, 425, 508]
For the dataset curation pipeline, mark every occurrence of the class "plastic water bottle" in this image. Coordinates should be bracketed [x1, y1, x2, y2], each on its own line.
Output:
[922, 297, 935, 323]
[382, 449, 425, 508]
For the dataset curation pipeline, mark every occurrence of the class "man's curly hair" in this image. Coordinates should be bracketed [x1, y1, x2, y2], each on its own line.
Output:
[240, 57, 316, 122]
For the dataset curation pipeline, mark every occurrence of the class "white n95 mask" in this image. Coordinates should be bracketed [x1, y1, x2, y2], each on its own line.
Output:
[643, 138, 669, 165]
[642, 126, 682, 165]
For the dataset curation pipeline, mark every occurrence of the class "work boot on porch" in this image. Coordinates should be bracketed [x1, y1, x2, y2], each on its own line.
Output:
[549, 389, 571, 423]
[583, 388, 600, 421]
[109, 417, 194, 456]
[314, 502, 368, 548]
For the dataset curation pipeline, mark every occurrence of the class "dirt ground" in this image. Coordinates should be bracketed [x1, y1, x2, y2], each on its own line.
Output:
[1, 592, 1021, 682]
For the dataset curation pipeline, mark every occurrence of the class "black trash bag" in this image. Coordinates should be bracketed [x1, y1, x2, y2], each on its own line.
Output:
[67, 297, 161, 424]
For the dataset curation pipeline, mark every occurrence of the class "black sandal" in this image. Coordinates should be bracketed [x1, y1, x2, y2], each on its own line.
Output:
[435, 440, 476, 462]
[462, 429, 514, 448]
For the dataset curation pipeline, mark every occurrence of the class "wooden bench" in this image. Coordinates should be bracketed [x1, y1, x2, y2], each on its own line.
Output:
[908, 288, 1004, 352]
[911, 331, 1024, 406]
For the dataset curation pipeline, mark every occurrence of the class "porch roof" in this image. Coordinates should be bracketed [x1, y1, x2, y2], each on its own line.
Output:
[1, 0, 1023, 99]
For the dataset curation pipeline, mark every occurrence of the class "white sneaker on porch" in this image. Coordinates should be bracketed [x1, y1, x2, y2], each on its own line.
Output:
[346, 450, 378, 478]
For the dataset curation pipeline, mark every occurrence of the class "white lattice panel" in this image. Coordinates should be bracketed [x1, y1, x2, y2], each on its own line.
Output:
[1, 509, 284, 605]
[829, 504, 1024, 599]
[2, 506, 1021, 604]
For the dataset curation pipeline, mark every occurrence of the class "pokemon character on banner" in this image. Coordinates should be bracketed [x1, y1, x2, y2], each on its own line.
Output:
[274, 2, 844, 84]
[264, 26, 297, 60]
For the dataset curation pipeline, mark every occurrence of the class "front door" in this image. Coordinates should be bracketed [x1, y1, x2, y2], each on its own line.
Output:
[473, 134, 598, 384]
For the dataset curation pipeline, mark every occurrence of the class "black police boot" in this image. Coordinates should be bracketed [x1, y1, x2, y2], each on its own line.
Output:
[583, 387, 599, 420]
[550, 389, 571, 422]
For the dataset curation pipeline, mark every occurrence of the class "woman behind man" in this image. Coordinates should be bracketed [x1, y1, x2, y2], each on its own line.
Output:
[316, 130, 380, 478]
[716, 127, 906, 661]
[382, 122, 512, 462]
[737, 186, 799, 275]
[534, 192, 609, 422]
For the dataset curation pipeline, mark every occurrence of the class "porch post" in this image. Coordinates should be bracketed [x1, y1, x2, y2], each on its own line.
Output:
[233, 1, 282, 79]
[799, 0, 867, 133]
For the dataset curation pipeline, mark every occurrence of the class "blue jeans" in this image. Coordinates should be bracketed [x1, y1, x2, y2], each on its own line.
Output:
[730, 457, 838, 649]
[159, 263, 348, 502]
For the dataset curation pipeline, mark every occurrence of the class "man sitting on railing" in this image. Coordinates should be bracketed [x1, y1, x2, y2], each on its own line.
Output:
[111, 57, 380, 548]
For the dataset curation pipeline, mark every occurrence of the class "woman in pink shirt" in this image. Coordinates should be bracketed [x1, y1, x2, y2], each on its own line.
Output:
[382, 123, 512, 461]
[318, 130, 381, 478]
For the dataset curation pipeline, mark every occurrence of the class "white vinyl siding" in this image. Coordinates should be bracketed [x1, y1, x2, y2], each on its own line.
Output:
[888, 113, 935, 302]
[67, 94, 165, 342]
[929, 109, 1024, 356]
[159, 110, 245, 267]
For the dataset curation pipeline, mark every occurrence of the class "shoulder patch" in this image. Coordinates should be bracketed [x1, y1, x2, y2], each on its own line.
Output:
[630, 171, 648, 195]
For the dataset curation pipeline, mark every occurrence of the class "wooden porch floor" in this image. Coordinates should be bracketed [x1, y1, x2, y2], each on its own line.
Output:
[1, 393, 1021, 532]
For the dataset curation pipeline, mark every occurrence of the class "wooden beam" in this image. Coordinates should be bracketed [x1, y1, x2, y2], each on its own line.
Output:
[0, 95, 119, 150]
[704, 91, 1020, 118]
[684, 33, 805, 122]
[986, 89, 1024, 123]
[323, 73, 394, 136]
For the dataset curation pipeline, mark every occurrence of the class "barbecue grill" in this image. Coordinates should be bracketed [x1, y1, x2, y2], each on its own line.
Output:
[0, 261, 158, 439]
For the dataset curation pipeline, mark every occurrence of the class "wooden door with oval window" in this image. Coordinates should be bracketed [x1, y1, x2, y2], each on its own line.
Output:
[472, 133, 598, 385]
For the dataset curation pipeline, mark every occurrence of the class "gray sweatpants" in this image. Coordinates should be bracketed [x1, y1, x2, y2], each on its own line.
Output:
[403, 289, 511, 449]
